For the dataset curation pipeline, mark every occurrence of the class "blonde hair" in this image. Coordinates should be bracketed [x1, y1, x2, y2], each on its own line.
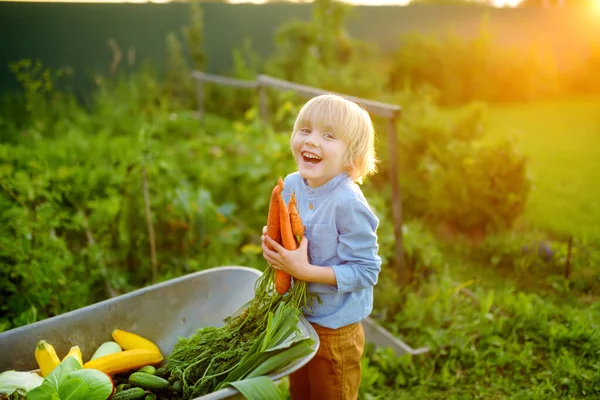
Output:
[291, 94, 378, 184]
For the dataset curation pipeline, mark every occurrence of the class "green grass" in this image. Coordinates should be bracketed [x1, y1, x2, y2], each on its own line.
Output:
[484, 96, 600, 242]
[365, 265, 600, 400]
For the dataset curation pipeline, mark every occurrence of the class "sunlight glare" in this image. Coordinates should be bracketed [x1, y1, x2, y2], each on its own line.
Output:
[491, 0, 522, 7]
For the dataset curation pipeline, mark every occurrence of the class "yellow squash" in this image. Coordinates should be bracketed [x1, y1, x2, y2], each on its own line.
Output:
[62, 345, 83, 366]
[82, 348, 163, 375]
[112, 329, 161, 354]
[34, 340, 61, 377]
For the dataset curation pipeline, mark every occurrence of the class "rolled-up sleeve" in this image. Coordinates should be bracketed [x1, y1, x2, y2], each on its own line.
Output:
[330, 198, 382, 293]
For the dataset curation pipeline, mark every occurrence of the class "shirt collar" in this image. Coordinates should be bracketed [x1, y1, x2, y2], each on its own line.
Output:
[303, 171, 351, 199]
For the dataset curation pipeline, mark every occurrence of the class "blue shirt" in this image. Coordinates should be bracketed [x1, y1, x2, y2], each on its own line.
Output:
[282, 171, 382, 329]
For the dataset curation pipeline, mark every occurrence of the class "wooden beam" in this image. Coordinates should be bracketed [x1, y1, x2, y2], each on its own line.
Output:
[387, 116, 407, 286]
[257, 75, 401, 118]
[192, 70, 258, 89]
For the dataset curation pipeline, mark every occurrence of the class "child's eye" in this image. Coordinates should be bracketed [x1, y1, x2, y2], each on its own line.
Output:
[300, 128, 311, 134]
[324, 133, 335, 140]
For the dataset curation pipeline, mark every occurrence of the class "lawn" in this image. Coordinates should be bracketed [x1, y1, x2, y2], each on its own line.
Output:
[485, 96, 600, 242]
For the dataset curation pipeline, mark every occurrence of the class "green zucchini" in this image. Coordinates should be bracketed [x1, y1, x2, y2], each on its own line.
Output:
[90, 341, 122, 360]
[128, 372, 169, 391]
[111, 387, 146, 400]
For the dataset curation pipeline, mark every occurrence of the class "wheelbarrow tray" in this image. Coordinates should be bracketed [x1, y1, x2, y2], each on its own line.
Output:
[0, 266, 319, 399]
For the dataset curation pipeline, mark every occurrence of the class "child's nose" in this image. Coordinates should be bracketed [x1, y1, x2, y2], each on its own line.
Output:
[305, 137, 319, 147]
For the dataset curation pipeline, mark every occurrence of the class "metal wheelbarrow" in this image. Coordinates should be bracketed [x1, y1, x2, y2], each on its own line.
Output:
[0, 266, 320, 399]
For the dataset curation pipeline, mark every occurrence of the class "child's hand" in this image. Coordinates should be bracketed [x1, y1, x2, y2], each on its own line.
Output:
[262, 234, 311, 281]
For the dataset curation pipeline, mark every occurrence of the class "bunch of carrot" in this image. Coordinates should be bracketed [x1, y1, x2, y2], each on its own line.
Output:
[266, 177, 304, 295]
[164, 178, 318, 398]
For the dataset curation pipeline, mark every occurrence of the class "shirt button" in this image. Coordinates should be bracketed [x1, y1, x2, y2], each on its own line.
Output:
[308, 203, 313, 210]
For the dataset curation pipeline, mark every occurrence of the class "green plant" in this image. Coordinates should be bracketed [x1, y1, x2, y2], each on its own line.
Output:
[27, 356, 114, 400]
[364, 268, 600, 399]
[427, 135, 531, 236]
[373, 87, 531, 238]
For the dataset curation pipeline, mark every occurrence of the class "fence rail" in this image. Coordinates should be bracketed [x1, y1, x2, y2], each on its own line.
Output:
[192, 71, 408, 287]
[256, 75, 401, 118]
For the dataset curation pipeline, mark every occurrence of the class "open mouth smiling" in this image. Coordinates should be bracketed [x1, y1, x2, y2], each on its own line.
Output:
[302, 151, 322, 164]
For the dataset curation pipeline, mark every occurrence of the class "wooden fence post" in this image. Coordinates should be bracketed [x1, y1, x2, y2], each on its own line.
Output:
[387, 113, 407, 286]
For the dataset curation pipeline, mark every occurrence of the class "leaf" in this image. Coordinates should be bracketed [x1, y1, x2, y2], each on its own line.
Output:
[58, 377, 89, 400]
[245, 338, 315, 380]
[0, 370, 44, 395]
[24, 382, 57, 400]
[219, 352, 271, 387]
[227, 376, 283, 400]
[46, 355, 82, 392]
[26, 356, 83, 400]
[68, 369, 114, 400]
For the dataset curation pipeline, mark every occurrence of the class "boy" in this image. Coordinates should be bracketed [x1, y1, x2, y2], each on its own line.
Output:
[262, 94, 382, 400]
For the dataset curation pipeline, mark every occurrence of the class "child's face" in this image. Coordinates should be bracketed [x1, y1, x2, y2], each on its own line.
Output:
[292, 124, 349, 188]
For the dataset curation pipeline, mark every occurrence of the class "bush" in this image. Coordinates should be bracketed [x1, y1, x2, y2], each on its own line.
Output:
[372, 87, 531, 238]
[427, 135, 530, 237]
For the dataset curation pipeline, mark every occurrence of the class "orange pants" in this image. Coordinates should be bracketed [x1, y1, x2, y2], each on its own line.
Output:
[289, 322, 365, 400]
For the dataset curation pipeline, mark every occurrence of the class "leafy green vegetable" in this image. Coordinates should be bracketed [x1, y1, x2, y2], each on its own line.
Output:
[25, 383, 57, 400]
[45, 356, 81, 392]
[0, 370, 44, 395]
[227, 376, 283, 400]
[57, 377, 88, 400]
[24, 356, 113, 400]
[68, 369, 114, 400]
[167, 270, 318, 399]
[27, 357, 81, 400]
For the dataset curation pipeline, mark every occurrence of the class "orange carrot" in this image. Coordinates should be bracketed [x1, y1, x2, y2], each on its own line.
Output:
[288, 192, 304, 246]
[266, 178, 284, 250]
[276, 182, 295, 295]
[279, 192, 297, 252]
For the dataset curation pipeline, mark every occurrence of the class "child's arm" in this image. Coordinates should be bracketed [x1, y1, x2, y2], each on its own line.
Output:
[327, 198, 381, 293]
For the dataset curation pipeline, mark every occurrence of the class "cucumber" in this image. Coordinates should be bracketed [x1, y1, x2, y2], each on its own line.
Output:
[145, 394, 157, 400]
[90, 341, 122, 360]
[137, 365, 156, 375]
[171, 380, 182, 393]
[116, 383, 131, 393]
[128, 372, 169, 391]
[111, 387, 146, 400]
